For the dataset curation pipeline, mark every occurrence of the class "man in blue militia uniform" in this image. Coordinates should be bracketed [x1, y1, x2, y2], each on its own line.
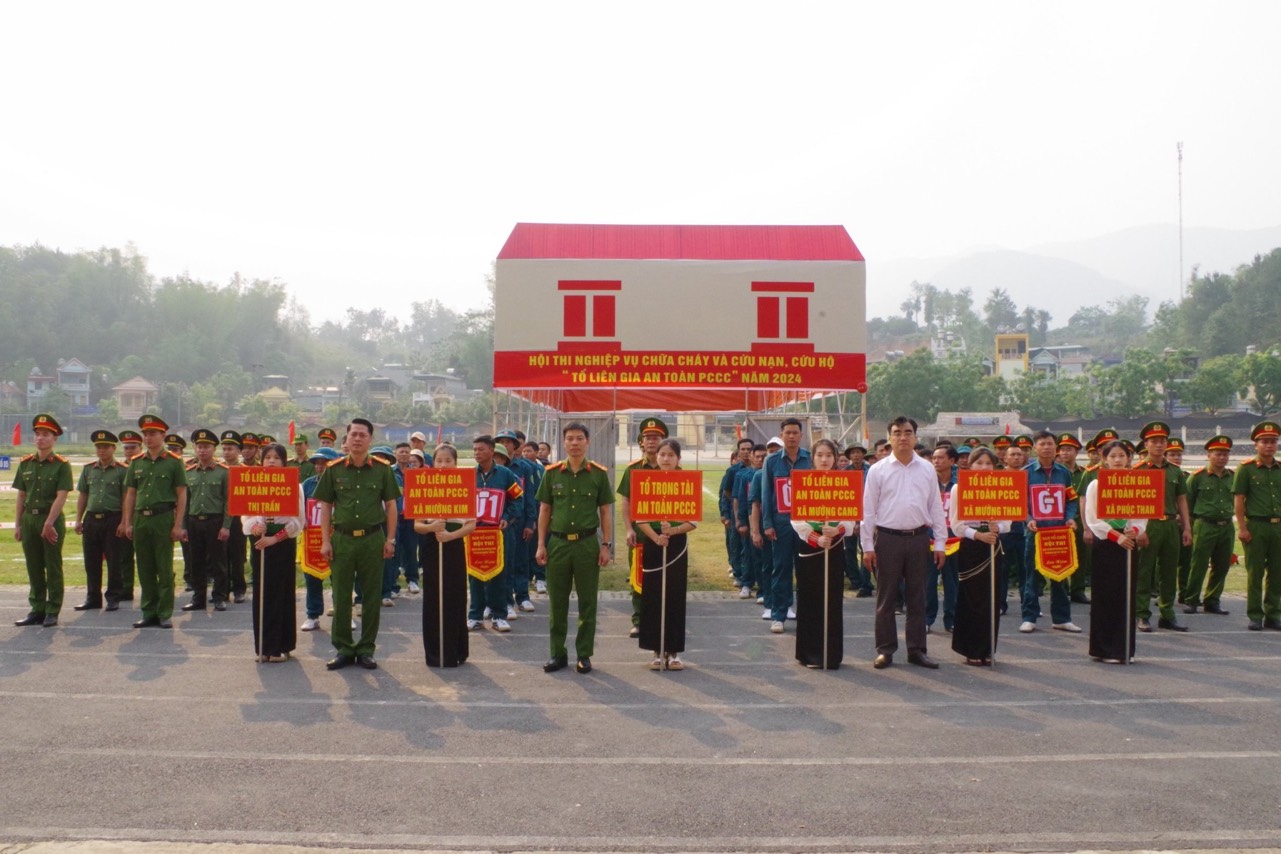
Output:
[842, 442, 873, 595]
[1183, 435, 1236, 616]
[759, 418, 812, 633]
[469, 435, 524, 632]
[733, 443, 766, 600]
[491, 441, 531, 620]
[13, 414, 73, 627]
[535, 421, 615, 674]
[720, 438, 753, 586]
[1134, 421, 1192, 633]
[520, 438, 548, 592]
[750, 438, 783, 619]
[496, 429, 539, 615]
[1019, 429, 1080, 634]
[73, 429, 128, 611]
[616, 418, 667, 636]
[314, 418, 400, 670]
[1234, 421, 1281, 631]
[300, 446, 344, 632]
[122, 414, 188, 629]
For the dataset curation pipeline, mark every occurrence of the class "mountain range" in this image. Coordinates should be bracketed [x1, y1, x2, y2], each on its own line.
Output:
[868, 224, 1281, 325]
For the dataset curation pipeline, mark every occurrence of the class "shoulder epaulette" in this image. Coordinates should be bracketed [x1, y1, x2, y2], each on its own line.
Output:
[128, 451, 145, 462]
[627, 458, 644, 468]
[52, 453, 69, 463]
[166, 451, 184, 461]
[372, 455, 391, 465]
[1192, 467, 1207, 476]
[186, 461, 198, 470]
[1240, 458, 1258, 468]
[20, 453, 34, 462]
[545, 461, 566, 471]
[218, 461, 229, 469]
[590, 461, 608, 472]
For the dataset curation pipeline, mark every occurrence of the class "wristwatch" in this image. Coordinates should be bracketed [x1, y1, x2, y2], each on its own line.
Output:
[600, 541, 612, 548]
[387, 538, 397, 546]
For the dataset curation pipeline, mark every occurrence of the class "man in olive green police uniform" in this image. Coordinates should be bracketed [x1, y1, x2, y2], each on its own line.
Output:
[317, 427, 337, 448]
[168, 433, 194, 591]
[181, 429, 233, 612]
[616, 417, 667, 638]
[13, 414, 73, 627]
[1166, 437, 1195, 604]
[241, 433, 261, 466]
[1133, 421, 1192, 633]
[289, 434, 315, 482]
[219, 430, 249, 603]
[535, 421, 615, 674]
[122, 414, 188, 629]
[117, 429, 143, 601]
[73, 429, 129, 611]
[1234, 421, 1281, 631]
[314, 417, 400, 670]
[1183, 435, 1235, 616]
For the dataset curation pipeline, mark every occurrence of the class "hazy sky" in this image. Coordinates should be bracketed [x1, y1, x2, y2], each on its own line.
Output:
[3, 1, 1277, 325]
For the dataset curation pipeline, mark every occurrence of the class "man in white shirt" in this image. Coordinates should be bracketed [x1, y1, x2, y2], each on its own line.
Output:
[861, 416, 949, 670]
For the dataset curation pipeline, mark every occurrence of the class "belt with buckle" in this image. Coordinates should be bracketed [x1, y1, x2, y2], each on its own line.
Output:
[551, 528, 597, 541]
[1195, 517, 1232, 527]
[87, 512, 119, 521]
[187, 514, 221, 522]
[26, 507, 48, 516]
[140, 503, 175, 517]
[336, 523, 385, 538]
[1248, 516, 1281, 524]
[876, 525, 928, 537]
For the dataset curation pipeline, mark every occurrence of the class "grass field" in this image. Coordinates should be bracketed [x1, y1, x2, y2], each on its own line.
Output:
[0, 456, 1254, 597]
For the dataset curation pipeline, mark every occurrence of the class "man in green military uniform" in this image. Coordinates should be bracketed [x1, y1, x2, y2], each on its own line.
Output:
[314, 417, 400, 670]
[1234, 421, 1281, 631]
[241, 433, 261, 466]
[181, 429, 232, 612]
[289, 434, 315, 481]
[123, 414, 188, 629]
[219, 430, 249, 603]
[73, 429, 129, 611]
[616, 417, 667, 638]
[1133, 421, 1192, 633]
[1183, 435, 1236, 616]
[535, 421, 615, 674]
[317, 427, 337, 448]
[1165, 437, 1195, 603]
[116, 429, 143, 601]
[13, 414, 73, 627]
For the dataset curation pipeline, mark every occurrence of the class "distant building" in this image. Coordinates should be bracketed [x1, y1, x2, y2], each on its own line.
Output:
[256, 386, 292, 412]
[112, 376, 160, 420]
[1028, 345, 1091, 380]
[994, 334, 1029, 380]
[55, 358, 92, 407]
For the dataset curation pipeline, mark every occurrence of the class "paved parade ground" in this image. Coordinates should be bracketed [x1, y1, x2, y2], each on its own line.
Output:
[2, 583, 1280, 853]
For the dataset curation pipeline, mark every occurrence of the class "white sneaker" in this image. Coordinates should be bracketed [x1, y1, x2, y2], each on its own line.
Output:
[628, 626, 640, 638]
[506, 606, 519, 620]
[519, 599, 536, 612]
[381, 598, 394, 607]
[493, 619, 511, 632]
[770, 621, 785, 634]
[786, 607, 796, 620]
[389, 589, 400, 599]
[407, 581, 420, 594]
[351, 620, 358, 630]
[301, 618, 320, 632]
[756, 595, 765, 605]
[467, 619, 482, 631]
[1053, 622, 1083, 633]
[535, 579, 547, 594]
[762, 608, 772, 620]
[739, 586, 752, 599]
[1019, 621, 1036, 633]
[483, 607, 492, 620]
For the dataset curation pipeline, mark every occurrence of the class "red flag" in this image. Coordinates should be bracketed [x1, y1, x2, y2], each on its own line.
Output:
[11, 423, 19, 447]
[288, 420, 296, 444]
[735, 423, 742, 440]
[436, 423, 443, 445]
[1005, 422, 1011, 435]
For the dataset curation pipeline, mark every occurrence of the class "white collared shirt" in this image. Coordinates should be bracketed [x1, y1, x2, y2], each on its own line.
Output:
[860, 452, 949, 553]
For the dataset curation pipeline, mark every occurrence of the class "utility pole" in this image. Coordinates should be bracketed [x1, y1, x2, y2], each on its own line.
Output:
[1177, 141, 1185, 301]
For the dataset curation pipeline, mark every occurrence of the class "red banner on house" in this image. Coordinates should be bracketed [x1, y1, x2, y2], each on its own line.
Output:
[630, 470, 703, 522]
[1096, 469, 1166, 520]
[789, 470, 863, 522]
[1034, 526, 1079, 582]
[227, 466, 299, 517]
[953, 470, 1028, 521]
[465, 527, 504, 581]
[402, 468, 477, 520]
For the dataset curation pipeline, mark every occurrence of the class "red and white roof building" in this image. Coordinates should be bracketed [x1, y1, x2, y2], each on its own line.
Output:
[493, 223, 866, 412]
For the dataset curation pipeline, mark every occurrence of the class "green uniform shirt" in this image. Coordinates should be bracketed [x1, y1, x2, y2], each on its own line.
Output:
[125, 451, 188, 510]
[1135, 459, 1186, 516]
[616, 457, 658, 500]
[76, 460, 127, 513]
[536, 459, 614, 533]
[1187, 467, 1235, 520]
[1233, 457, 1281, 518]
[185, 461, 230, 523]
[312, 455, 400, 529]
[288, 459, 316, 481]
[15, 453, 73, 510]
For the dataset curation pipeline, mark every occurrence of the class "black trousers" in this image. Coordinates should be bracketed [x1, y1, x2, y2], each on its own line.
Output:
[225, 516, 247, 596]
[82, 512, 124, 605]
[185, 515, 229, 605]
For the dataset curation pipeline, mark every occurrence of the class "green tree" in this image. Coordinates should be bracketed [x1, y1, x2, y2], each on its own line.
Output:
[1179, 354, 1242, 414]
[1240, 346, 1281, 416]
[983, 288, 1019, 333]
[1094, 348, 1163, 417]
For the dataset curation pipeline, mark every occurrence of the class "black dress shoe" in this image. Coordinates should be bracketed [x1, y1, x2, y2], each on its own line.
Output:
[180, 602, 205, 612]
[326, 654, 356, 670]
[1265, 620, 1281, 631]
[104, 602, 119, 612]
[1248, 620, 1263, 631]
[213, 601, 227, 612]
[1157, 618, 1188, 632]
[576, 657, 592, 674]
[907, 652, 940, 669]
[1070, 593, 1091, 605]
[157, 618, 173, 629]
[356, 654, 377, 669]
[1183, 605, 1199, 614]
[41, 616, 58, 627]
[132, 616, 160, 628]
[543, 656, 568, 673]
[14, 614, 43, 627]
[873, 653, 892, 669]
[1203, 604, 1229, 615]
[73, 601, 101, 611]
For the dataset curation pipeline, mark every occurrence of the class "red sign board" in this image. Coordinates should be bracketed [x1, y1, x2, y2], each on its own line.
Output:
[227, 466, 299, 517]
[1034, 526, 1079, 582]
[789, 470, 863, 522]
[1096, 468, 1166, 520]
[1030, 484, 1067, 522]
[953, 470, 1028, 521]
[630, 470, 703, 522]
[402, 468, 477, 520]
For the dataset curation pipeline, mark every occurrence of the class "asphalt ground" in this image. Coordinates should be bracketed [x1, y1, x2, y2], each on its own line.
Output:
[2, 581, 1280, 853]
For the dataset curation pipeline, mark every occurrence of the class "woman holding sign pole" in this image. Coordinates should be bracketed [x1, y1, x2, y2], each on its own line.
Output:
[950, 447, 1008, 666]
[415, 444, 476, 668]
[1084, 440, 1147, 663]
[636, 439, 696, 671]
[243, 443, 304, 663]
[790, 439, 855, 669]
